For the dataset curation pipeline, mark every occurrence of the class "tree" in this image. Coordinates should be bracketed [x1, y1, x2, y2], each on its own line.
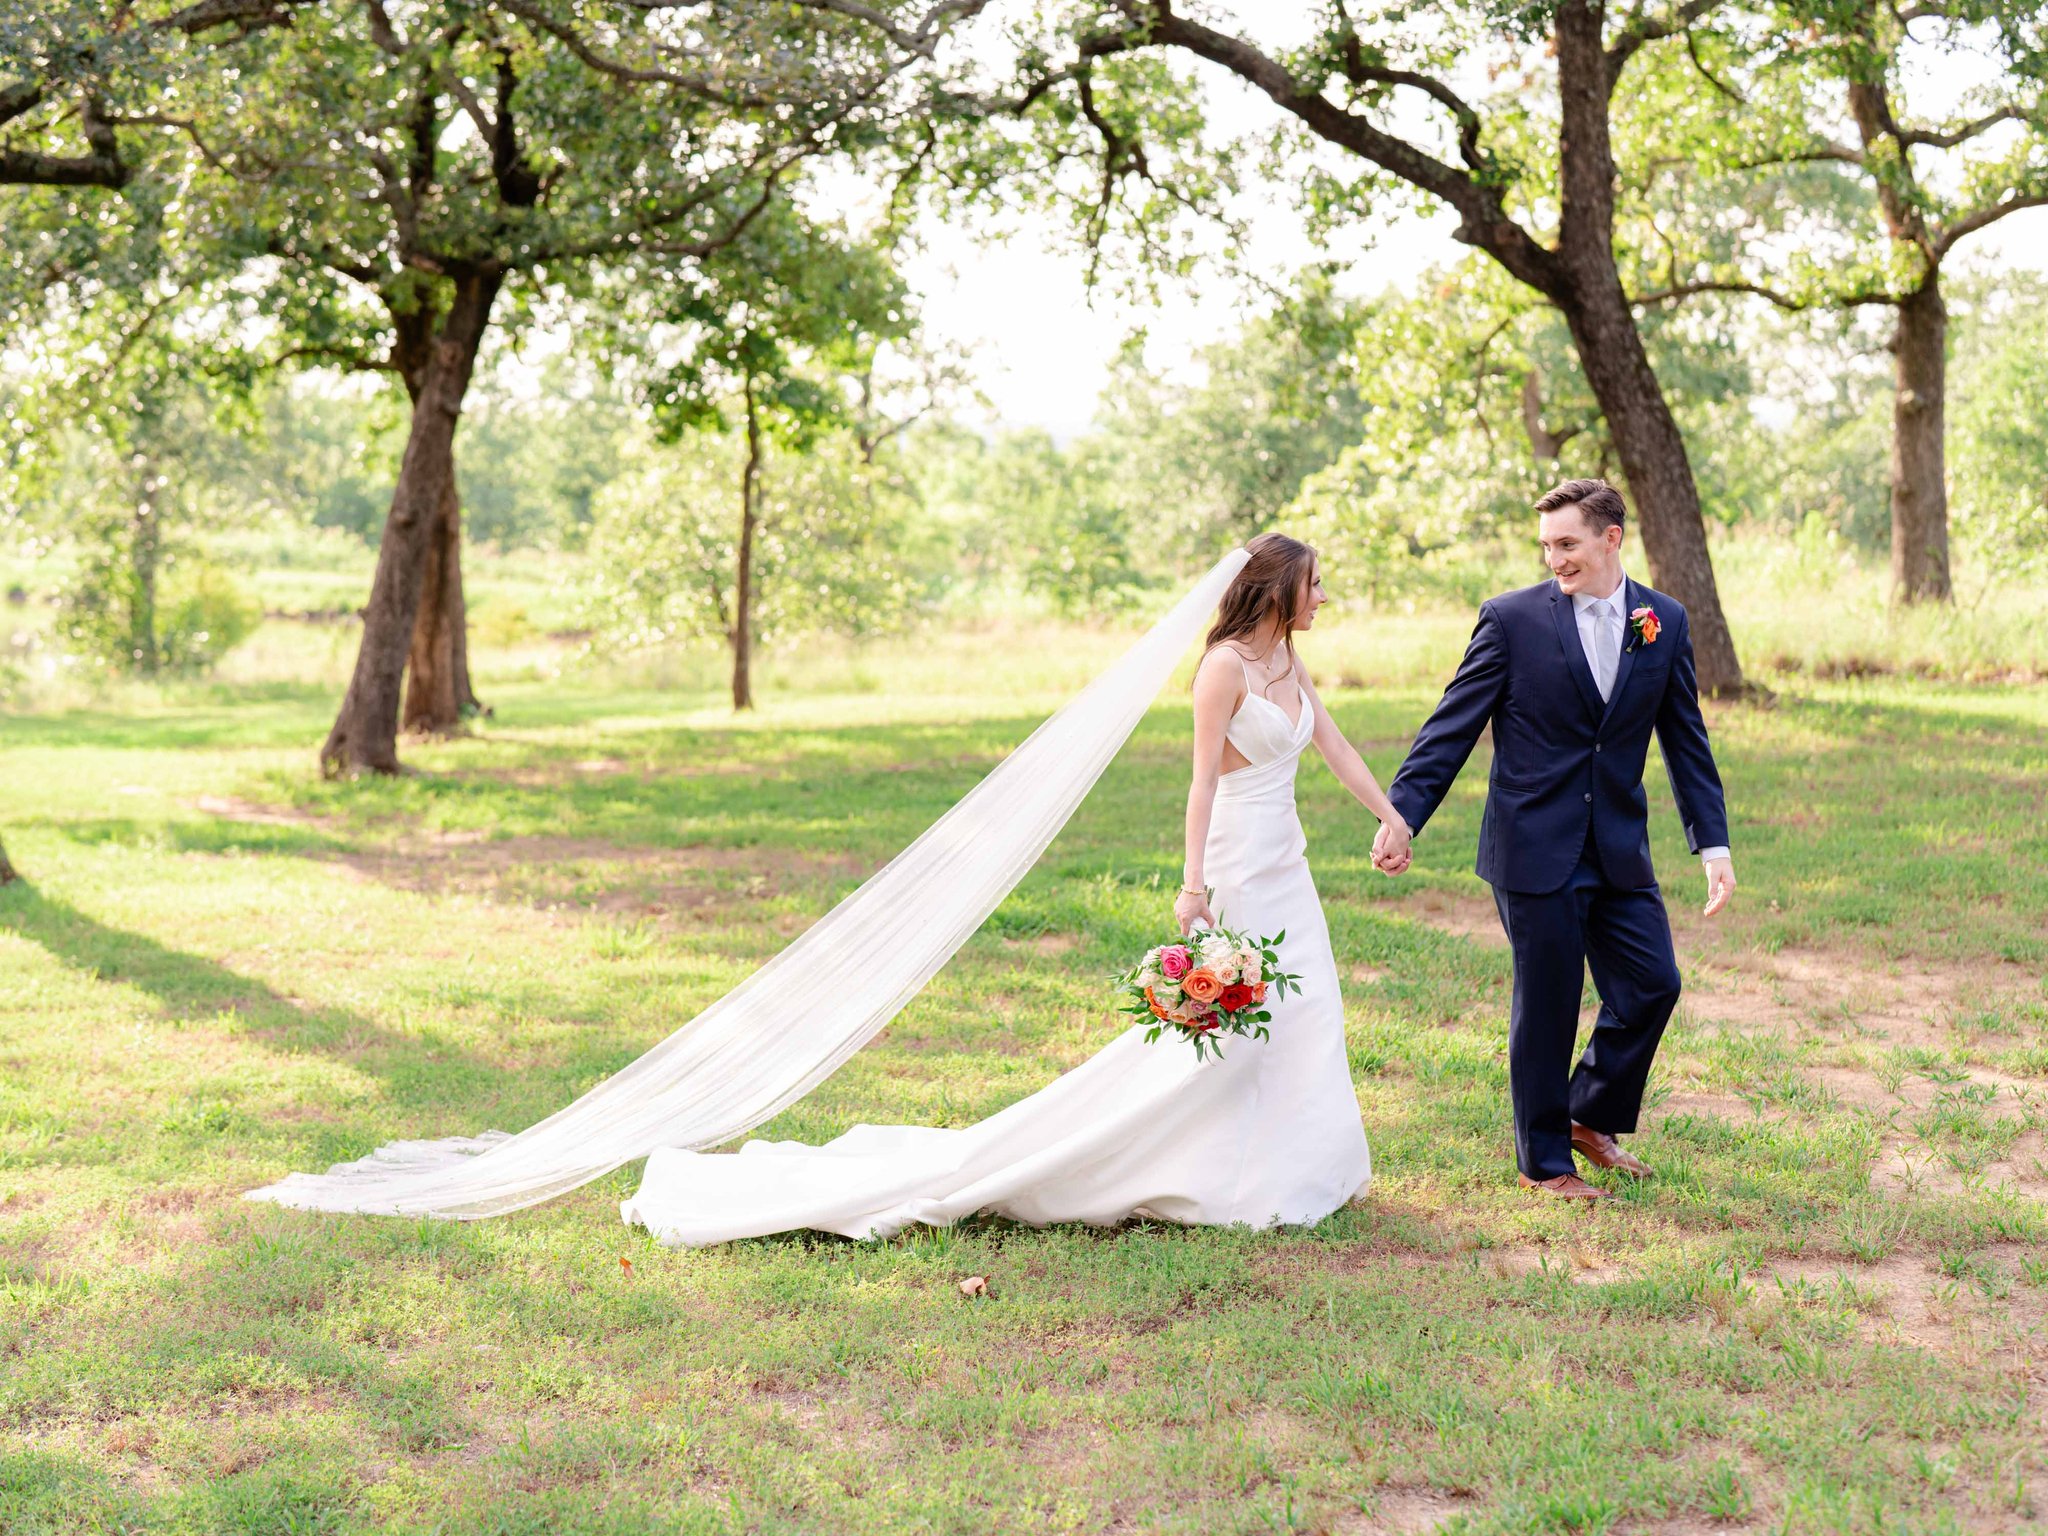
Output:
[4, 275, 264, 675]
[624, 215, 916, 708]
[9, 1, 982, 773]
[0, 835, 16, 885]
[1737, 3, 2048, 603]
[985, 0, 1762, 692]
[1949, 273, 2048, 578]
[1087, 268, 1370, 550]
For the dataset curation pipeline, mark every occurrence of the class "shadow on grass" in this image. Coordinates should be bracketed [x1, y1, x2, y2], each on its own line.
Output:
[0, 683, 337, 751]
[0, 879, 512, 1131]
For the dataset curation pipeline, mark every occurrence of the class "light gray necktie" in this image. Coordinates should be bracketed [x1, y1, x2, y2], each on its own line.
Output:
[1589, 598, 1618, 701]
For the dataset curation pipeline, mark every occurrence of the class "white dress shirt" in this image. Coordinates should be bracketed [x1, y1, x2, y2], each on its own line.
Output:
[1569, 573, 1729, 868]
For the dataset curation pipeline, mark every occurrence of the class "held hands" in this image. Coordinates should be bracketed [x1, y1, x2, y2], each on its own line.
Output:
[1703, 856, 1736, 918]
[1174, 884, 1216, 936]
[1371, 815, 1413, 876]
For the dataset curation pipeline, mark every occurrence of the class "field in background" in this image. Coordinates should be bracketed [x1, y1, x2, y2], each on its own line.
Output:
[2, 540, 2046, 1533]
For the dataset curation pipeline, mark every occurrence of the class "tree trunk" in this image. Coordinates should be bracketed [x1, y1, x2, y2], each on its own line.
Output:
[1550, 0, 1745, 697]
[732, 375, 761, 711]
[401, 472, 489, 733]
[1519, 370, 1578, 463]
[1889, 276, 1951, 604]
[1559, 283, 1745, 694]
[0, 835, 18, 886]
[320, 269, 503, 776]
[130, 462, 161, 675]
[1136, 0, 1746, 693]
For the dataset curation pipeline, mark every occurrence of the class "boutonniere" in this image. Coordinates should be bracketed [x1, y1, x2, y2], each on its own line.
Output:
[1626, 604, 1661, 652]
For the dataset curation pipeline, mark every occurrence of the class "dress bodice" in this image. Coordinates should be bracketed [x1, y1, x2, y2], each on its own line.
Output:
[1216, 674, 1315, 809]
[1225, 689, 1312, 767]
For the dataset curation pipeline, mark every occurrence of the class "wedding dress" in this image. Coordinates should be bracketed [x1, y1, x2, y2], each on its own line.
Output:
[246, 550, 1368, 1228]
[621, 658, 1373, 1246]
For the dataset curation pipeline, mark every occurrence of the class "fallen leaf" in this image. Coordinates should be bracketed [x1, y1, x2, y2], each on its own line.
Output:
[620, 1257, 634, 1276]
[957, 1275, 988, 1298]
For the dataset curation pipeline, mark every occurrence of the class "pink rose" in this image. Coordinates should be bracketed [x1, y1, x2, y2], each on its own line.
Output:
[1159, 945, 1192, 981]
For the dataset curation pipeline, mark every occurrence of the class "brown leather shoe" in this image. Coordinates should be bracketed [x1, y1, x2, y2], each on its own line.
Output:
[1518, 1172, 1610, 1200]
[1571, 1123, 1653, 1178]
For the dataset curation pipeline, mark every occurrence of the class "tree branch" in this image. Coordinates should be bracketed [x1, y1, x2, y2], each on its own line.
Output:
[1934, 191, 2048, 259]
[159, 0, 310, 35]
[1334, 34, 1485, 171]
[1096, 2, 1564, 299]
[1629, 278, 1898, 310]
[1605, 0, 1727, 83]
[0, 80, 43, 128]
[492, 0, 793, 108]
[0, 93, 128, 187]
[1900, 104, 2024, 149]
[266, 341, 401, 373]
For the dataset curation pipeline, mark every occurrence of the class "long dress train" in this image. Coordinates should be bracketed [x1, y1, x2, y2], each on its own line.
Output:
[620, 673, 1372, 1246]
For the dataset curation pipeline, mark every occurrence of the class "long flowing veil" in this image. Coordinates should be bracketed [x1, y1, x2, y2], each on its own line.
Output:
[247, 548, 1253, 1220]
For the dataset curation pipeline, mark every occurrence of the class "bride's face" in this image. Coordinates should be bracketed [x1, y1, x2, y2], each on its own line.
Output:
[1293, 562, 1327, 631]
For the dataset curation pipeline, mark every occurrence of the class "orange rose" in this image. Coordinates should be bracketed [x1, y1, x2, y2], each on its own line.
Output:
[1181, 967, 1223, 1004]
[1250, 981, 1268, 1004]
[1144, 986, 1172, 1021]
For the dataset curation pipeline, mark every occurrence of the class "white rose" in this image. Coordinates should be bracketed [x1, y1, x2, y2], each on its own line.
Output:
[1199, 934, 1234, 967]
[1235, 950, 1262, 983]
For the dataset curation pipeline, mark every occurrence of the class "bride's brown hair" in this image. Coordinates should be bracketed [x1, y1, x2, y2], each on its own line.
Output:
[1201, 532, 1318, 685]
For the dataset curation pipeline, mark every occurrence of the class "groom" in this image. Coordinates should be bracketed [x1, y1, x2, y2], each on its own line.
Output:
[1373, 479, 1734, 1199]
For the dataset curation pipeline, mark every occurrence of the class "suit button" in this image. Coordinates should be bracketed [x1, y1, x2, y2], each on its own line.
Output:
[1583, 793, 1592, 803]
[1594, 743, 1602, 753]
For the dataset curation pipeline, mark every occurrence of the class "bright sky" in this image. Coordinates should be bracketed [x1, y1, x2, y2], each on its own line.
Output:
[901, 4, 2048, 440]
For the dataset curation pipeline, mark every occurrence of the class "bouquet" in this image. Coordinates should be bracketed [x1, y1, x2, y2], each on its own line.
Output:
[1114, 923, 1301, 1062]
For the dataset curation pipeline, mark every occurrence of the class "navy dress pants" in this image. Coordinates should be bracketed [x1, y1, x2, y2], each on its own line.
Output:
[1491, 839, 1683, 1180]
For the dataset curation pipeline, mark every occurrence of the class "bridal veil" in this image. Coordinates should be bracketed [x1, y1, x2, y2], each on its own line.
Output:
[247, 548, 1253, 1220]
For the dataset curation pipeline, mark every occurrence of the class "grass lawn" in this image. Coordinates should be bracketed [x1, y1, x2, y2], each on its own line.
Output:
[2, 602, 2046, 1535]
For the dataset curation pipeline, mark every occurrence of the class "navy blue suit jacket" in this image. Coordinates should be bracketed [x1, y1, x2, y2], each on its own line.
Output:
[1387, 577, 1729, 896]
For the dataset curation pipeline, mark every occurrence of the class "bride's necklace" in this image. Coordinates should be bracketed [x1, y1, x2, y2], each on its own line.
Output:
[1231, 637, 1292, 694]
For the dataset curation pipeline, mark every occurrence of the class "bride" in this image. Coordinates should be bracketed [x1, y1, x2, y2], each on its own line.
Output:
[620, 533, 1410, 1246]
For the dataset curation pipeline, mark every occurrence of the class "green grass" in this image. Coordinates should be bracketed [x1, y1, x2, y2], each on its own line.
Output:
[2, 585, 2046, 1534]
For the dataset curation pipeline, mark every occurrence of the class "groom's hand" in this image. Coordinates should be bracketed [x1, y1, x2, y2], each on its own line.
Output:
[1703, 856, 1736, 917]
[1372, 819, 1412, 876]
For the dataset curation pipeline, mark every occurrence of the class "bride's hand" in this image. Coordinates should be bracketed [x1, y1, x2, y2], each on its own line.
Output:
[1174, 887, 1214, 935]
[1372, 815, 1413, 875]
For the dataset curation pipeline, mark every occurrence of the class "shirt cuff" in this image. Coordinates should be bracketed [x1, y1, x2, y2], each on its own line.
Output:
[1700, 846, 1730, 865]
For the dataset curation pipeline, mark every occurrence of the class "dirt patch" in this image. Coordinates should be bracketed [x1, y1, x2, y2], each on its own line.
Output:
[1683, 948, 2038, 1050]
[1756, 1247, 2048, 1355]
[316, 834, 871, 921]
[1655, 1088, 1785, 1125]
[1402, 889, 1504, 946]
[1480, 1245, 1619, 1284]
[1338, 1486, 1481, 1534]
[1871, 1129, 2048, 1203]
[193, 794, 327, 828]
[1001, 933, 1081, 957]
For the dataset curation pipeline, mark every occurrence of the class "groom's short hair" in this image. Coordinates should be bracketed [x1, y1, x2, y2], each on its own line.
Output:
[1535, 478, 1627, 533]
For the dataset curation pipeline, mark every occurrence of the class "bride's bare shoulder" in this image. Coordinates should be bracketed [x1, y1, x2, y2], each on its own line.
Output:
[1193, 645, 1246, 704]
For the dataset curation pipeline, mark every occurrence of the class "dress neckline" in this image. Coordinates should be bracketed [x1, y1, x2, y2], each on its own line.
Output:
[1236, 687, 1308, 733]
[1219, 644, 1305, 730]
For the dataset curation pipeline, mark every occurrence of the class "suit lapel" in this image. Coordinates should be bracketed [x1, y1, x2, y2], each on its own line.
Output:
[1549, 585, 1604, 720]
[1598, 577, 1641, 731]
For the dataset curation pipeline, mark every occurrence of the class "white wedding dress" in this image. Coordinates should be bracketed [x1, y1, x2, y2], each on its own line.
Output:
[621, 668, 1373, 1247]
